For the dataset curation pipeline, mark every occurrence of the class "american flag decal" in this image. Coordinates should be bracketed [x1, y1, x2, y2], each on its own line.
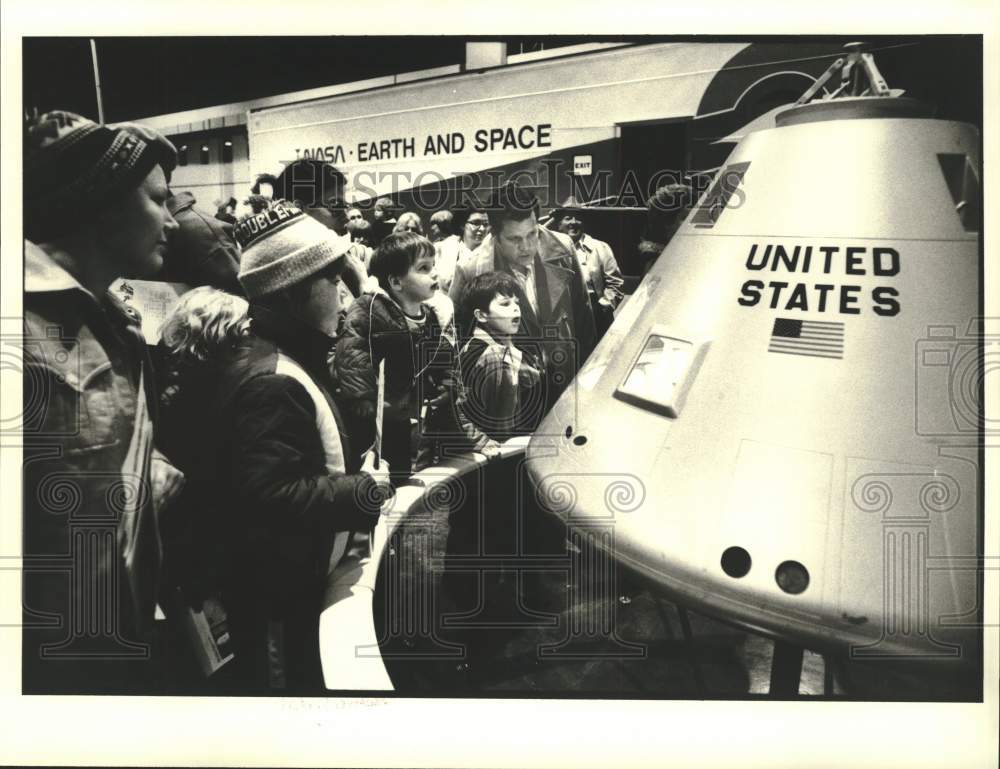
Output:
[768, 318, 845, 359]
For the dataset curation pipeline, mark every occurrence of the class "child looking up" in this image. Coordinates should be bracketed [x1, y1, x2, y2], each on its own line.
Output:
[334, 232, 497, 482]
[458, 271, 542, 440]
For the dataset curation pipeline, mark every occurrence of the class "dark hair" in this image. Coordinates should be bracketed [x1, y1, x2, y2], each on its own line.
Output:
[369, 231, 435, 293]
[454, 205, 488, 232]
[461, 271, 519, 323]
[245, 194, 270, 214]
[251, 173, 279, 196]
[273, 159, 346, 209]
[486, 181, 539, 233]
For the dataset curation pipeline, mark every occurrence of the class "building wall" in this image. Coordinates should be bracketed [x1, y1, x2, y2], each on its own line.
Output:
[169, 130, 252, 211]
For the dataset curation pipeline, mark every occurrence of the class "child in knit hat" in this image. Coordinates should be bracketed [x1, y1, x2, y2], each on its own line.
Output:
[150, 201, 393, 693]
[334, 231, 499, 485]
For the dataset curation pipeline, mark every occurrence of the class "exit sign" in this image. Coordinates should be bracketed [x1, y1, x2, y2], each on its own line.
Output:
[573, 155, 593, 176]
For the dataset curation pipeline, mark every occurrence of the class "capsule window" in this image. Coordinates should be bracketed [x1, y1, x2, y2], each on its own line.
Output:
[690, 161, 751, 228]
[614, 326, 707, 419]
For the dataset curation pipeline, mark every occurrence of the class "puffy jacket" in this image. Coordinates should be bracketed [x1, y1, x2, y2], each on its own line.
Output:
[333, 290, 490, 471]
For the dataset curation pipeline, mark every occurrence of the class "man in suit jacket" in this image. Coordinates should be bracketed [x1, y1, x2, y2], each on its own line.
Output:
[449, 182, 596, 427]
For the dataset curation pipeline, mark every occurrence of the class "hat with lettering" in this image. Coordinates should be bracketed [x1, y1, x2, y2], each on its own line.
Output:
[235, 202, 353, 298]
[23, 110, 177, 243]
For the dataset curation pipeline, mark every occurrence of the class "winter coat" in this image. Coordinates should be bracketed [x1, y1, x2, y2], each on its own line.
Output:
[165, 302, 379, 693]
[333, 290, 490, 476]
[572, 233, 625, 309]
[460, 327, 542, 440]
[22, 241, 163, 694]
[160, 191, 243, 294]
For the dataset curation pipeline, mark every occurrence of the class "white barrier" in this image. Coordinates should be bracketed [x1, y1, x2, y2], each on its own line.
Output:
[319, 437, 530, 690]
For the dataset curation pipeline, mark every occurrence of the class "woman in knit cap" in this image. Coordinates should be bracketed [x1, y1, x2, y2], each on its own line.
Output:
[22, 110, 185, 693]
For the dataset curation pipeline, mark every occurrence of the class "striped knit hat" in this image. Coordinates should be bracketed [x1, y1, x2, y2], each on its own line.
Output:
[23, 111, 176, 242]
[235, 202, 353, 298]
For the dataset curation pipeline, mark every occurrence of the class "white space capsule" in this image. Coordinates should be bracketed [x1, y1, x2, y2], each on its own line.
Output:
[527, 86, 984, 668]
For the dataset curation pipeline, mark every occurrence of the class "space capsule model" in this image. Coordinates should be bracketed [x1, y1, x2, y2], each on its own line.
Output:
[525, 47, 984, 669]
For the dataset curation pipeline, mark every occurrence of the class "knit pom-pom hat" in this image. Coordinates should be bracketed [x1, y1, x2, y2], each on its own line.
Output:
[235, 202, 353, 298]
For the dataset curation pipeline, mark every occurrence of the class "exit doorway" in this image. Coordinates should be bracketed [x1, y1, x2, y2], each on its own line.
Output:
[618, 119, 690, 206]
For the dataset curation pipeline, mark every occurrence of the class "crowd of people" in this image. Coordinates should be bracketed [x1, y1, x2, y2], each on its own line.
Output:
[21, 110, 687, 695]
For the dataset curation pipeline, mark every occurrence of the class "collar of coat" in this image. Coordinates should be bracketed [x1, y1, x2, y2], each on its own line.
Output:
[469, 325, 522, 364]
[474, 227, 578, 319]
[25, 239, 143, 328]
[26, 239, 93, 295]
[167, 191, 197, 216]
[366, 287, 456, 339]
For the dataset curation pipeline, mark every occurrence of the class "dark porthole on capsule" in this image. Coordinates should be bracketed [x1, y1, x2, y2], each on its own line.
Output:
[775, 560, 810, 594]
[720, 546, 752, 578]
[565, 426, 573, 438]
[572, 435, 587, 446]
